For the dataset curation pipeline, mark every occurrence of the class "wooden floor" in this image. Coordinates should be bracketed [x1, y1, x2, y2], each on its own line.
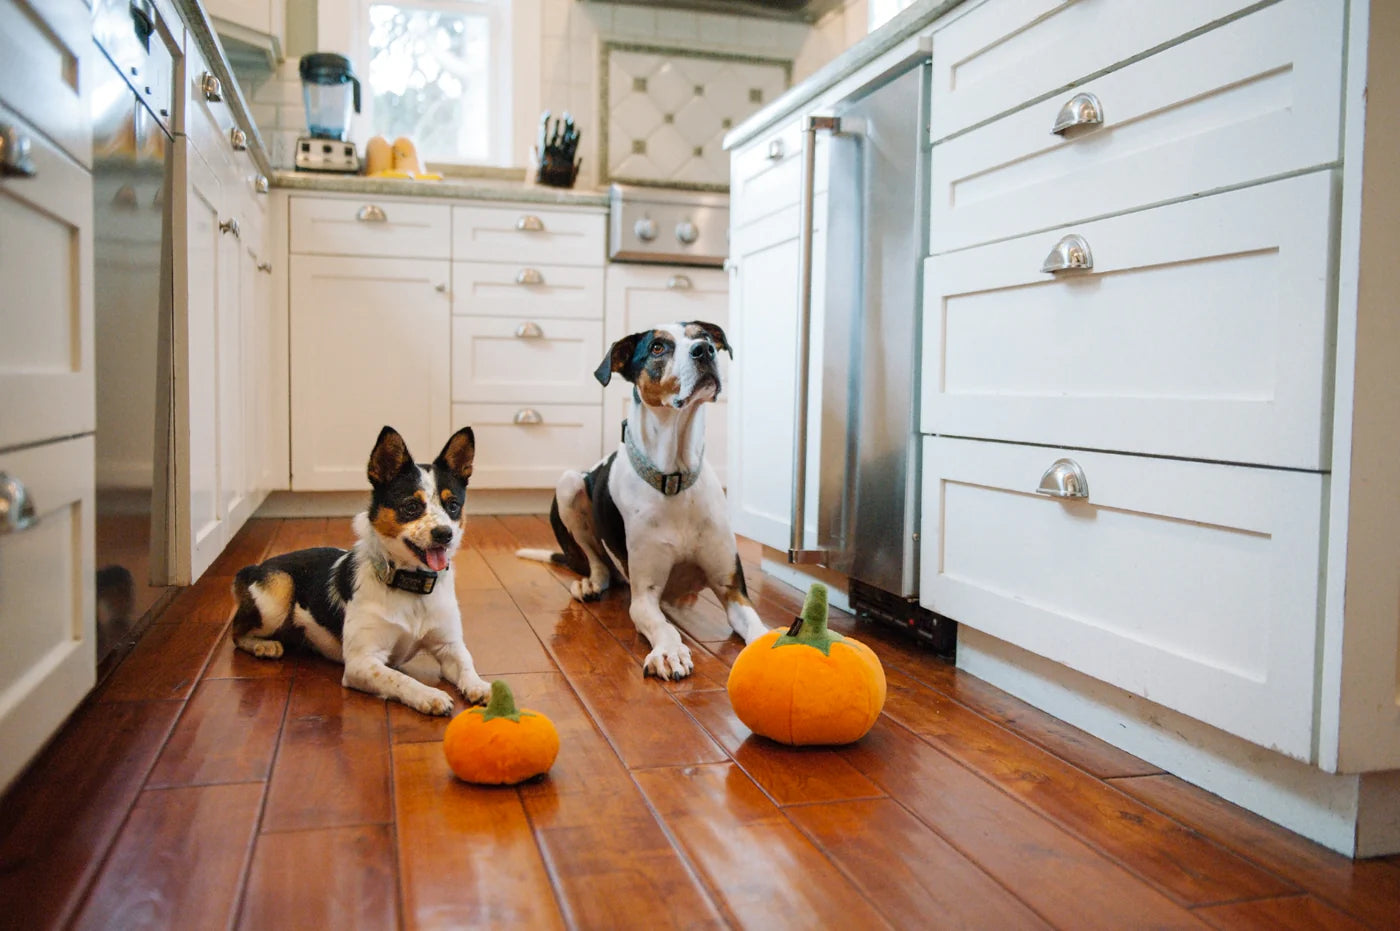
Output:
[3, 517, 1399, 930]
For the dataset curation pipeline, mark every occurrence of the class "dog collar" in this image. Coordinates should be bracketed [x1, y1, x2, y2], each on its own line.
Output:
[624, 421, 702, 497]
[369, 554, 438, 595]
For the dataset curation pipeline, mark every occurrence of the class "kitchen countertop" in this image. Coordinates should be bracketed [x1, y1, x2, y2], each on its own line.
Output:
[723, 0, 968, 150]
[271, 171, 613, 207]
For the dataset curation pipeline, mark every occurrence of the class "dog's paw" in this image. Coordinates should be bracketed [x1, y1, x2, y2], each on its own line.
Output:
[643, 643, 694, 681]
[242, 639, 283, 659]
[570, 578, 605, 602]
[410, 688, 456, 717]
[459, 675, 491, 705]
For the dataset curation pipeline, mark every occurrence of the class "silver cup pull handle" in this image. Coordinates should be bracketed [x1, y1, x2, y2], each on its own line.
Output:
[1036, 459, 1090, 499]
[665, 274, 693, 291]
[1040, 234, 1092, 274]
[515, 268, 544, 286]
[766, 138, 785, 160]
[229, 127, 247, 151]
[356, 204, 387, 222]
[513, 408, 543, 425]
[256, 261, 272, 273]
[0, 124, 37, 177]
[516, 214, 545, 232]
[1051, 92, 1104, 136]
[0, 472, 39, 534]
[219, 217, 240, 239]
[199, 71, 222, 102]
[514, 321, 544, 339]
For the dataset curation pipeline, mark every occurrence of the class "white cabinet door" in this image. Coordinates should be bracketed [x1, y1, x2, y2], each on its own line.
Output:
[0, 0, 91, 167]
[290, 255, 451, 490]
[218, 196, 248, 531]
[921, 436, 1324, 760]
[204, 0, 281, 48]
[0, 436, 95, 793]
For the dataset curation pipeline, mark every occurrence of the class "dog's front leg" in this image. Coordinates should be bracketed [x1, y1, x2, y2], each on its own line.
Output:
[425, 624, 491, 705]
[343, 621, 455, 716]
[628, 568, 693, 679]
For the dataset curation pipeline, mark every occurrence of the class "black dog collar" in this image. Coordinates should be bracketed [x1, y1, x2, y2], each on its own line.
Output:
[371, 555, 438, 594]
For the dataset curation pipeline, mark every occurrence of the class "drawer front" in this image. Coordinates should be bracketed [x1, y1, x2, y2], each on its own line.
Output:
[185, 45, 238, 180]
[0, 0, 91, 167]
[731, 120, 829, 229]
[921, 435, 1323, 760]
[929, 0, 1258, 142]
[451, 317, 603, 404]
[451, 261, 604, 320]
[922, 172, 1336, 470]
[930, 0, 1343, 255]
[453, 402, 602, 489]
[452, 205, 604, 267]
[0, 103, 94, 450]
[290, 196, 452, 259]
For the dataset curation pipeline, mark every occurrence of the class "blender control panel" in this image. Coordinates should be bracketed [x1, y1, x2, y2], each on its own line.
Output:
[295, 138, 359, 173]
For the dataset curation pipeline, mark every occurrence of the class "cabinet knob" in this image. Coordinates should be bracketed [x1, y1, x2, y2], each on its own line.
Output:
[766, 138, 785, 161]
[257, 261, 272, 273]
[254, 174, 269, 194]
[516, 214, 545, 232]
[229, 127, 248, 151]
[1051, 92, 1104, 136]
[514, 321, 544, 339]
[0, 124, 37, 178]
[434, 283, 447, 292]
[665, 274, 693, 291]
[0, 472, 39, 534]
[634, 217, 657, 242]
[219, 217, 240, 239]
[513, 408, 544, 425]
[200, 71, 223, 102]
[1040, 234, 1092, 274]
[1035, 458, 1089, 500]
[515, 268, 544, 286]
[675, 221, 698, 245]
[356, 204, 387, 222]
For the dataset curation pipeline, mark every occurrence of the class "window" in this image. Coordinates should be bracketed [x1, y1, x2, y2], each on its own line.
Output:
[364, 0, 511, 165]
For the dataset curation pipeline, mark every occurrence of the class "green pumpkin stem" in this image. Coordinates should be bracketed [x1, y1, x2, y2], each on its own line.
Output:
[774, 583, 845, 656]
[477, 680, 533, 722]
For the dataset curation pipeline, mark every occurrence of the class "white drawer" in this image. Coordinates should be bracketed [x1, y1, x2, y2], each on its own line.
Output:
[0, 0, 91, 167]
[451, 261, 604, 320]
[451, 317, 603, 404]
[929, 0, 1259, 142]
[453, 402, 602, 489]
[929, 0, 1344, 255]
[731, 120, 829, 230]
[290, 196, 452, 259]
[920, 435, 1323, 760]
[0, 102, 94, 450]
[452, 205, 604, 266]
[922, 172, 1336, 470]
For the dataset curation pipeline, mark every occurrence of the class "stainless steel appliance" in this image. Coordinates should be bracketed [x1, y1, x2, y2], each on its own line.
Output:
[295, 52, 361, 173]
[608, 184, 729, 267]
[789, 50, 953, 652]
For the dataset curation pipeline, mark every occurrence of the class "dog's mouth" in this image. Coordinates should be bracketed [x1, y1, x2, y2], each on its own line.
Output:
[673, 375, 719, 409]
[405, 540, 450, 572]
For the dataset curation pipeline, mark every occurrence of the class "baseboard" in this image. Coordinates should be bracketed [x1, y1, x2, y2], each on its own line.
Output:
[255, 489, 554, 518]
[957, 627, 1400, 857]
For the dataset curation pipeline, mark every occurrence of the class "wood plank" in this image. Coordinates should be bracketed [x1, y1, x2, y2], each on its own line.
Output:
[146, 677, 291, 788]
[453, 544, 502, 591]
[261, 668, 393, 832]
[238, 825, 399, 930]
[0, 701, 181, 931]
[678, 689, 885, 806]
[393, 741, 566, 930]
[98, 615, 224, 702]
[787, 799, 1053, 931]
[841, 718, 1207, 930]
[876, 668, 1292, 907]
[205, 517, 280, 577]
[1194, 895, 1371, 931]
[262, 518, 331, 558]
[474, 516, 578, 616]
[203, 619, 305, 679]
[525, 606, 728, 769]
[1114, 773, 1400, 928]
[157, 572, 240, 625]
[460, 587, 557, 678]
[634, 762, 894, 929]
[70, 783, 264, 931]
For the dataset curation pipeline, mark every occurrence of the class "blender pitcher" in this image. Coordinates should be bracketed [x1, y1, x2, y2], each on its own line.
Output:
[299, 52, 360, 141]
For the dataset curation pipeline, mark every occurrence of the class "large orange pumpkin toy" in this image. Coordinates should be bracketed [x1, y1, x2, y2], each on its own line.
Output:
[442, 680, 560, 785]
[726, 582, 886, 745]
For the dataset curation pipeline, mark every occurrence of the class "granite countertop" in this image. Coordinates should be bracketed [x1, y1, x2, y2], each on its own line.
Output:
[271, 171, 613, 207]
[724, 0, 968, 150]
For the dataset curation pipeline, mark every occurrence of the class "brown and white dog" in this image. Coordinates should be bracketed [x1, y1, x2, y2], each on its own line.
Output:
[516, 321, 769, 679]
[230, 426, 491, 714]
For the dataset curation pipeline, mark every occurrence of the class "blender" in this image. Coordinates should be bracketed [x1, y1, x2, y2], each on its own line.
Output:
[294, 52, 361, 173]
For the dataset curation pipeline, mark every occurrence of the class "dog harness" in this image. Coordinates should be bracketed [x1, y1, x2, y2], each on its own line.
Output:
[623, 420, 703, 497]
[368, 553, 438, 594]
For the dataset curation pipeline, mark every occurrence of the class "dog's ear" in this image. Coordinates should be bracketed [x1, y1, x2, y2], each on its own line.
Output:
[595, 332, 645, 386]
[367, 426, 414, 486]
[434, 426, 475, 483]
[686, 320, 733, 358]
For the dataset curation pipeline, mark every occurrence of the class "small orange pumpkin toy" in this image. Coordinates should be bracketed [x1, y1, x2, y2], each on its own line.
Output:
[442, 680, 560, 785]
[727, 583, 886, 746]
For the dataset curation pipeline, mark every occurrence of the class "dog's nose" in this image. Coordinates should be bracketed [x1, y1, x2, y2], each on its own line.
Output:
[690, 341, 715, 360]
[430, 525, 454, 545]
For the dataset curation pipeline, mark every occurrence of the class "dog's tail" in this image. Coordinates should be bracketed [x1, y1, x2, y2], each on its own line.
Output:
[515, 548, 567, 565]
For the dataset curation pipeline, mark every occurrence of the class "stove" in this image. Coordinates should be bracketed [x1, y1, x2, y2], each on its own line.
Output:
[608, 184, 729, 267]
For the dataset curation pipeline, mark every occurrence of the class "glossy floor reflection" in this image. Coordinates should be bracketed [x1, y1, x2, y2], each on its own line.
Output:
[3, 517, 1399, 929]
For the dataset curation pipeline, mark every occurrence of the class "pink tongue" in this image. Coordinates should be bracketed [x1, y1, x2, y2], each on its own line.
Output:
[425, 547, 448, 572]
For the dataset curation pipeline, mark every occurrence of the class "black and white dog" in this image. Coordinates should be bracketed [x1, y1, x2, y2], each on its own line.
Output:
[517, 321, 769, 679]
[230, 426, 491, 714]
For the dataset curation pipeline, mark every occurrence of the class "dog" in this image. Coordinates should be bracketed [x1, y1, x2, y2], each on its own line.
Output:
[516, 321, 769, 679]
[230, 425, 491, 714]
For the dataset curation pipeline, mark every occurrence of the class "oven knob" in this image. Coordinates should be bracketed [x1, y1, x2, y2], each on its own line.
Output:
[675, 220, 698, 245]
[634, 217, 657, 242]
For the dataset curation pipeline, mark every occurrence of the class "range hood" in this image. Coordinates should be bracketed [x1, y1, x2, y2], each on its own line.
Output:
[585, 0, 847, 24]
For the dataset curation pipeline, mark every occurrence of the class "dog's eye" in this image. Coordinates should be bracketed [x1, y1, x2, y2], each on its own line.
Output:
[650, 342, 667, 356]
[443, 499, 461, 518]
[400, 500, 425, 519]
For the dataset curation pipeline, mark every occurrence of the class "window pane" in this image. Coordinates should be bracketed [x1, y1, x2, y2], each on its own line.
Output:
[368, 3, 492, 163]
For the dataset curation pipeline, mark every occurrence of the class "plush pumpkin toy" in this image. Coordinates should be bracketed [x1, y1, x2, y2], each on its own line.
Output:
[442, 680, 560, 785]
[727, 583, 886, 746]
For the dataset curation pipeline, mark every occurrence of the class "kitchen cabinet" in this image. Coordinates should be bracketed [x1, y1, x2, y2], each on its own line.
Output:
[204, 0, 285, 63]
